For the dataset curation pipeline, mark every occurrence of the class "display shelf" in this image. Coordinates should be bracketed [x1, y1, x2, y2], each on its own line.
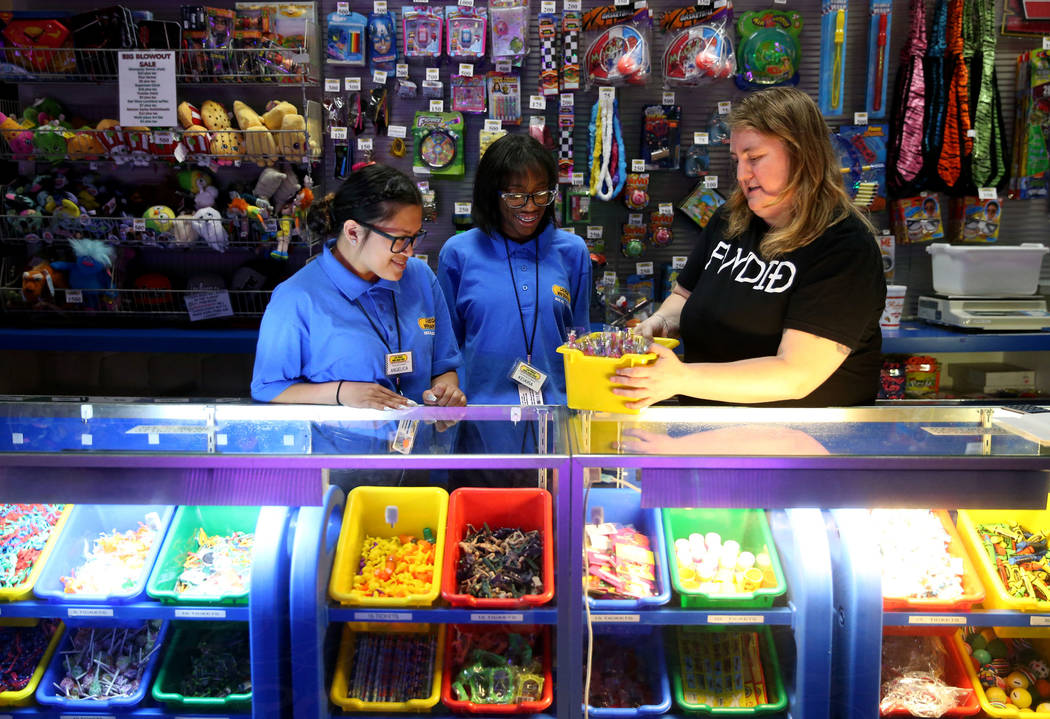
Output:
[0, 600, 250, 620]
[882, 610, 1050, 627]
[0, 327, 259, 353]
[883, 320, 1050, 353]
[0, 709, 253, 718]
[327, 606, 558, 624]
[586, 607, 794, 625]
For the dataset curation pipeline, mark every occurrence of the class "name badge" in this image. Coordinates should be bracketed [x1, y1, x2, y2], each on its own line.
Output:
[386, 351, 414, 376]
[509, 360, 547, 392]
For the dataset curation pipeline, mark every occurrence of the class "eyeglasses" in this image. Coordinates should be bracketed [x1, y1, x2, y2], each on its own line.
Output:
[357, 221, 427, 253]
[499, 189, 558, 209]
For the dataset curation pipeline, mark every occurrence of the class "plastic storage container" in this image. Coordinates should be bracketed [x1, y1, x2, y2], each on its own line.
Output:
[151, 622, 252, 712]
[585, 487, 671, 609]
[954, 630, 1050, 718]
[880, 510, 984, 613]
[441, 624, 553, 714]
[927, 243, 1049, 296]
[146, 506, 259, 605]
[0, 504, 73, 602]
[441, 488, 554, 608]
[669, 627, 787, 715]
[882, 633, 979, 716]
[586, 628, 672, 718]
[35, 505, 175, 603]
[36, 620, 170, 710]
[662, 508, 786, 609]
[329, 486, 448, 607]
[0, 620, 65, 707]
[329, 622, 445, 712]
[558, 335, 679, 414]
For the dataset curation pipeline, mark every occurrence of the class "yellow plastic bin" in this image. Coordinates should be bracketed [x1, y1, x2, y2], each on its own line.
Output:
[329, 486, 448, 607]
[0, 620, 64, 707]
[957, 508, 1050, 636]
[558, 335, 679, 414]
[329, 623, 444, 712]
[0, 504, 72, 602]
[955, 629, 1050, 717]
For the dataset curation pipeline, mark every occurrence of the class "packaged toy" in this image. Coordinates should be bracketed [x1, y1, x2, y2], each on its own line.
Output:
[326, 10, 367, 65]
[659, 2, 735, 86]
[445, 6, 486, 59]
[678, 184, 724, 228]
[402, 7, 443, 60]
[891, 194, 944, 245]
[583, 5, 652, 87]
[489, 0, 529, 66]
[412, 111, 464, 178]
[735, 8, 802, 90]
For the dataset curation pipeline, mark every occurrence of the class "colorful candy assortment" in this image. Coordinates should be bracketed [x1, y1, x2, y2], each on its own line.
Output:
[0, 620, 60, 692]
[563, 330, 651, 358]
[449, 628, 544, 705]
[351, 530, 436, 599]
[975, 521, 1050, 601]
[587, 638, 654, 708]
[585, 522, 655, 600]
[53, 621, 163, 700]
[676, 629, 767, 709]
[879, 635, 971, 716]
[177, 626, 251, 699]
[61, 514, 163, 595]
[0, 504, 65, 589]
[346, 631, 436, 703]
[456, 524, 543, 600]
[673, 532, 776, 595]
[871, 509, 964, 601]
[175, 529, 254, 598]
[964, 628, 1050, 712]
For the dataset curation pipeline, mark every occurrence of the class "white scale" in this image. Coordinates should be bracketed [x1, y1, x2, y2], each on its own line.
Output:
[918, 295, 1050, 331]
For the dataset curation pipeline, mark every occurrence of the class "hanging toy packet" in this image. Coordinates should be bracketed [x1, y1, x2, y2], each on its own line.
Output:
[489, 0, 530, 66]
[734, 8, 802, 90]
[582, 5, 653, 88]
[659, 1, 736, 87]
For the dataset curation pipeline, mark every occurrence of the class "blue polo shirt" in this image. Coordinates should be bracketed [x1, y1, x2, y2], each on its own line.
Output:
[251, 243, 462, 405]
[437, 222, 591, 404]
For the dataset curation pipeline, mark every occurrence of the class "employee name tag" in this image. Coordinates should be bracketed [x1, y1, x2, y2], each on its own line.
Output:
[386, 351, 414, 376]
[390, 418, 419, 454]
[509, 360, 547, 392]
[518, 384, 544, 406]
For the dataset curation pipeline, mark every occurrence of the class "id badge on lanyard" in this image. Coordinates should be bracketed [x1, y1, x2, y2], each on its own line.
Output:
[386, 351, 414, 376]
[510, 358, 546, 406]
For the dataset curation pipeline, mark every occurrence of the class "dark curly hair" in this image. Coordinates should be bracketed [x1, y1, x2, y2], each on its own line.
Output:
[307, 163, 422, 240]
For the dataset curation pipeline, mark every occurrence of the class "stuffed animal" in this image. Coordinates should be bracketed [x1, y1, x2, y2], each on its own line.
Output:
[277, 112, 308, 163]
[177, 169, 219, 209]
[171, 213, 198, 246]
[21, 260, 67, 305]
[0, 113, 33, 158]
[233, 100, 278, 167]
[272, 170, 301, 213]
[253, 167, 286, 209]
[94, 119, 130, 165]
[66, 125, 105, 160]
[51, 239, 115, 308]
[193, 207, 229, 252]
[261, 101, 297, 131]
[143, 205, 176, 233]
[32, 122, 73, 164]
[177, 102, 211, 159]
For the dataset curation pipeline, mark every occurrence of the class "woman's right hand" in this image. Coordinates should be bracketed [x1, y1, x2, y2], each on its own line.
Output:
[634, 313, 671, 341]
[338, 381, 412, 410]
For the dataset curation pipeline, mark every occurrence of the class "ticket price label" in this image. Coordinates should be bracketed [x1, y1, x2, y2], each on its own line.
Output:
[693, 131, 709, 145]
[586, 226, 603, 239]
[1032, 616, 1050, 626]
[1044, 36, 1050, 50]
[429, 100, 444, 112]
[560, 93, 574, 108]
[627, 213, 643, 225]
[853, 112, 868, 125]
[174, 608, 227, 619]
[658, 202, 673, 215]
[133, 218, 147, 232]
[591, 614, 640, 623]
[631, 158, 645, 172]
[707, 614, 764, 624]
[978, 187, 998, 200]
[358, 138, 373, 150]
[565, 0, 582, 9]
[346, 76, 362, 91]
[454, 202, 472, 215]
[470, 613, 524, 622]
[324, 78, 341, 92]
[374, 0, 387, 11]
[717, 100, 732, 114]
[495, 60, 512, 73]
[541, 0, 557, 12]
[459, 63, 474, 76]
[388, 125, 407, 138]
[598, 86, 615, 100]
[636, 262, 654, 276]
[662, 91, 675, 105]
[703, 175, 719, 189]
[372, 70, 388, 84]
[673, 255, 688, 269]
[66, 290, 83, 304]
[908, 615, 966, 625]
[529, 95, 546, 110]
[396, 63, 409, 78]
[483, 119, 502, 131]
[426, 67, 440, 82]
[330, 126, 348, 140]
[458, 0, 474, 6]
[603, 271, 618, 284]
[68, 607, 113, 617]
[353, 611, 413, 621]
[337, 1, 350, 13]
[571, 172, 584, 185]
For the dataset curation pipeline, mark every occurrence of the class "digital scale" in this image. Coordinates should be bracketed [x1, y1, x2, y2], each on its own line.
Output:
[918, 295, 1050, 331]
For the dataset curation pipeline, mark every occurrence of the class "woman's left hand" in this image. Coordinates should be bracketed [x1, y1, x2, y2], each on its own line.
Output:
[423, 382, 467, 407]
[610, 342, 685, 410]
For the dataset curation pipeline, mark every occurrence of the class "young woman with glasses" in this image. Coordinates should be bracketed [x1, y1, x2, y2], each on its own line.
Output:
[251, 162, 466, 411]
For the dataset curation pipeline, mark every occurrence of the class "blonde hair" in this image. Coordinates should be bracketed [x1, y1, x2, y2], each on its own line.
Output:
[724, 86, 875, 259]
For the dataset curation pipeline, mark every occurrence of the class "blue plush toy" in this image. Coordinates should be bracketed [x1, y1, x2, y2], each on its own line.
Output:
[51, 238, 116, 309]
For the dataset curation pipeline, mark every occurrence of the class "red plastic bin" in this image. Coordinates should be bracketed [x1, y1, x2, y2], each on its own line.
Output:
[881, 510, 984, 613]
[441, 624, 553, 714]
[441, 488, 554, 608]
[882, 633, 979, 716]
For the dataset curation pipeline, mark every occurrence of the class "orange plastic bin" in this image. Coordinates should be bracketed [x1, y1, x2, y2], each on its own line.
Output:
[882, 633, 979, 716]
[441, 488, 554, 608]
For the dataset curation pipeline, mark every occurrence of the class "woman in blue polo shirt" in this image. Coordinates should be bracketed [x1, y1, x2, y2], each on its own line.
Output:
[251, 163, 465, 413]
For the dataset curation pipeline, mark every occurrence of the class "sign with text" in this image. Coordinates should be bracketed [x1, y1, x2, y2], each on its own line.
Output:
[119, 51, 176, 126]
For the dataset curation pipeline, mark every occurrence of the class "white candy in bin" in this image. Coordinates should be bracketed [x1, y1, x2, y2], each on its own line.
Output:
[927, 243, 1049, 296]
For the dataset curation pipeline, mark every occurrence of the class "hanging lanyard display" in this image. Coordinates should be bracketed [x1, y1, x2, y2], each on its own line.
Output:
[353, 294, 414, 385]
[503, 237, 548, 400]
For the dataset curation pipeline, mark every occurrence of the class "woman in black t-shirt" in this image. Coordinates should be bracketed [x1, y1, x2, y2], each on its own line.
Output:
[613, 87, 886, 408]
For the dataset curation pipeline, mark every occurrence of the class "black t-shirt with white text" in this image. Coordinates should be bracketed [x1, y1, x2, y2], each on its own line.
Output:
[676, 207, 886, 407]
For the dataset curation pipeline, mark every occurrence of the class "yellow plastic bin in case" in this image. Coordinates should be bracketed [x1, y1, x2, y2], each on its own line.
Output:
[329, 623, 444, 712]
[329, 486, 448, 606]
[0, 504, 73, 602]
[558, 334, 679, 414]
[0, 620, 64, 707]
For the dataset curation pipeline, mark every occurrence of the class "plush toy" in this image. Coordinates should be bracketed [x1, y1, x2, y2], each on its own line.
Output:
[21, 97, 65, 127]
[177, 102, 211, 159]
[261, 101, 297, 131]
[177, 169, 219, 209]
[272, 213, 293, 260]
[123, 126, 153, 166]
[171, 212, 198, 246]
[197, 100, 245, 166]
[32, 122, 73, 164]
[143, 205, 176, 233]
[66, 125, 105, 160]
[293, 175, 314, 238]
[94, 119, 130, 165]
[233, 100, 278, 167]
[253, 167, 285, 209]
[0, 112, 33, 158]
[51, 238, 115, 308]
[21, 260, 67, 305]
[272, 169, 301, 212]
[277, 112, 308, 162]
[193, 207, 229, 252]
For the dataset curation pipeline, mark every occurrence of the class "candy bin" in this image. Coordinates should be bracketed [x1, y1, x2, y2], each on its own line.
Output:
[146, 506, 259, 605]
[0, 504, 73, 602]
[151, 622, 252, 712]
[880, 633, 979, 716]
[329, 623, 444, 712]
[35, 505, 175, 604]
[441, 624, 553, 714]
[0, 620, 64, 707]
[586, 627, 672, 717]
[669, 627, 787, 714]
[328, 486, 448, 607]
[441, 488, 554, 608]
[661, 508, 786, 609]
[557, 331, 679, 414]
[954, 628, 1050, 717]
[956, 509, 1050, 637]
[905, 355, 941, 398]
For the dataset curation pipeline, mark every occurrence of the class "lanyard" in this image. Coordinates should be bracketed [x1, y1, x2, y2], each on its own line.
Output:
[503, 237, 540, 364]
[354, 294, 403, 387]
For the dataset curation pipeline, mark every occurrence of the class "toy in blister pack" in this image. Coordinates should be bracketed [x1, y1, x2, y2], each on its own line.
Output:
[445, 6, 486, 59]
[834, 124, 887, 212]
[412, 111, 464, 177]
[487, 72, 522, 125]
[708, 108, 730, 145]
[623, 173, 649, 210]
[641, 104, 681, 170]
[561, 10, 582, 91]
[621, 222, 647, 258]
[818, 1, 847, 116]
[402, 6, 443, 60]
[678, 184, 724, 228]
[538, 13, 560, 96]
[950, 195, 1001, 243]
[683, 144, 709, 177]
[659, 3, 735, 86]
[890, 194, 944, 245]
[367, 11, 397, 71]
[327, 11, 367, 65]
[490, 0, 529, 66]
[582, 6, 652, 87]
[566, 184, 590, 224]
[272, 3, 316, 51]
[479, 128, 507, 157]
[735, 9, 802, 90]
[866, 2, 891, 119]
[451, 74, 486, 114]
[650, 209, 673, 246]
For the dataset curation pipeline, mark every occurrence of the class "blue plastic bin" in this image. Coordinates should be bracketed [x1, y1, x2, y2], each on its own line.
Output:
[586, 628, 672, 718]
[35, 620, 169, 710]
[585, 488, 671, 609]
[34, 505, 175, 604]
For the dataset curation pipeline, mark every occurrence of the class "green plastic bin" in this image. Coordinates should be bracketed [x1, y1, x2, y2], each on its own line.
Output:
[151, 622, 252, 712]
[146, 506, 260, 604]
[661, 509, 786, 609]
[669, 626, 787, 715]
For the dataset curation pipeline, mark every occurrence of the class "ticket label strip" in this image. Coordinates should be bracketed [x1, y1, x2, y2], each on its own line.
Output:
[561, 10, 581, 91]
[559, 110, 575, 183]
[538, 13, 560, 96]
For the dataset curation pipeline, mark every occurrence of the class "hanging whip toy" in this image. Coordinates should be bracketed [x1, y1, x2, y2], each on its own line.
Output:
[588, 90, 625, 201]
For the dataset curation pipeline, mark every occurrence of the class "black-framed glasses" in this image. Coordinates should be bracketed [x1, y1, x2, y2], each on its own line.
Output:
[499, 189, 558, 209]
[357, 221, 427, 253]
